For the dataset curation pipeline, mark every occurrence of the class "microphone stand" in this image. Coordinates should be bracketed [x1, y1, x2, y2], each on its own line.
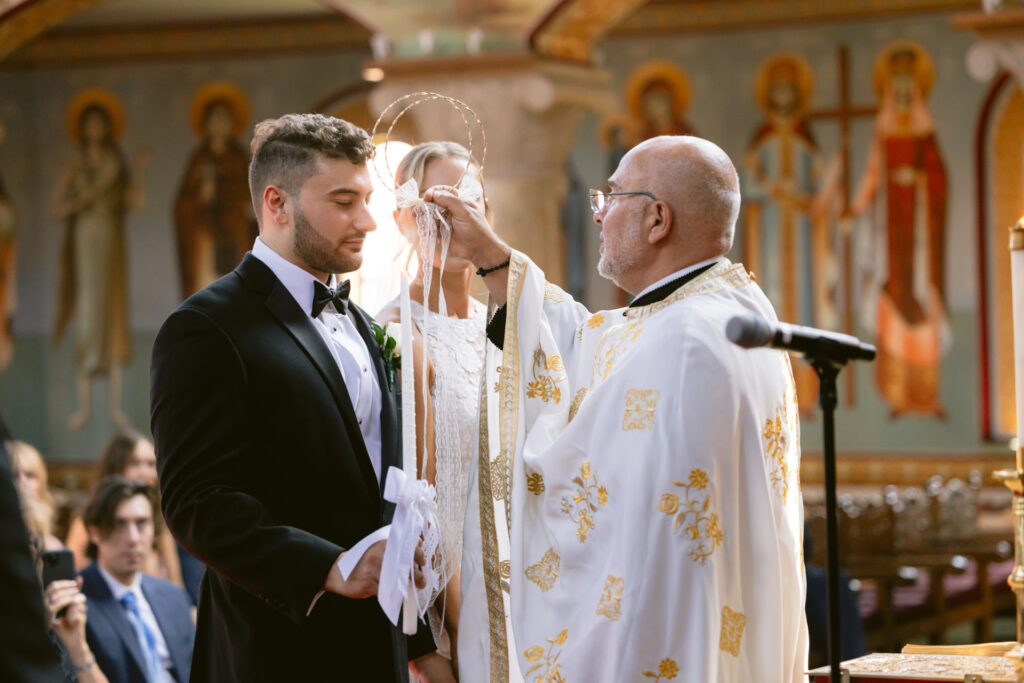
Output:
[806, 353, 845, 683]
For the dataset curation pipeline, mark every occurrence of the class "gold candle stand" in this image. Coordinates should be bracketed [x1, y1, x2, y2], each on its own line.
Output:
[998, 218, 1024, 663]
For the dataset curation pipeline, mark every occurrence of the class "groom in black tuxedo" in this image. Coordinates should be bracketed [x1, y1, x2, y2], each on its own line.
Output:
[151, 114, 451, 682]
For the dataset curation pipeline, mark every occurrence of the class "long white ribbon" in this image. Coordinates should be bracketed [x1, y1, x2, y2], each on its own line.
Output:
[379, 175, 480, 635]
[378, 466, 441, 633]
[400, 275, 415, 475]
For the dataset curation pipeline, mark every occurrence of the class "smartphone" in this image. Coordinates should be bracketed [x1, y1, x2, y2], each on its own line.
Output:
[40, 548, 76, 592]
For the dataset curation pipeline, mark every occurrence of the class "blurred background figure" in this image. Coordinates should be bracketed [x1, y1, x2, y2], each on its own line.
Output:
[9, 439, 65, 551]
[79, 476, 193, 683]
[64, 432, 197, 603]
[0, 429, 65, 682]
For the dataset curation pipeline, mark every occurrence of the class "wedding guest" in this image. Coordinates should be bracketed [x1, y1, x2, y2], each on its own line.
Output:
[65, 433, 184, 592]
[0, 429, 78, 682]
[9, 440, 64, 550]
[79, 476, 193, 683]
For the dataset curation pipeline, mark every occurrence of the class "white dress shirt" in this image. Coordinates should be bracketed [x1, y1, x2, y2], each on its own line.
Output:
[252, 237, 383, 480]
[97, 565, 176, 683]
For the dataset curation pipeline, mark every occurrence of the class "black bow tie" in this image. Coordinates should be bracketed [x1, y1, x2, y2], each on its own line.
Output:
[311, 280, 350, 317]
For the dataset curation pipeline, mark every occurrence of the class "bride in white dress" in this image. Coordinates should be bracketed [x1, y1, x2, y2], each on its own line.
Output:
[377, 141, 489, 678]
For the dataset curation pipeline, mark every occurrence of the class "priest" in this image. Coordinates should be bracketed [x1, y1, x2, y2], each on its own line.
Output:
[427, 135, 808, 682]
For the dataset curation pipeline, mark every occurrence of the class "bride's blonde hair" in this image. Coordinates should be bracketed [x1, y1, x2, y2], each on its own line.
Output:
[395, 140, 478, 192]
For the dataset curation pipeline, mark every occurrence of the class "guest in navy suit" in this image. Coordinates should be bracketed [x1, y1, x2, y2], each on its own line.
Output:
[80, 477, 194, 683]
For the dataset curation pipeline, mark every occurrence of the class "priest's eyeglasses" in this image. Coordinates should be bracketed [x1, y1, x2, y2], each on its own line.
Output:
[589, 189, 659, 214]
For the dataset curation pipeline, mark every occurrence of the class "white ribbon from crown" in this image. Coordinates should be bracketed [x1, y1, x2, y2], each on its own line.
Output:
[378, 466, 443, 634]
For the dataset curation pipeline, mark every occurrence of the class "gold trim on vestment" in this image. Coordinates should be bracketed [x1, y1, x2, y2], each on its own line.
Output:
[476, 358, 509, 681]
[624, 259, 751, 322]
[499, 252, 529, 533]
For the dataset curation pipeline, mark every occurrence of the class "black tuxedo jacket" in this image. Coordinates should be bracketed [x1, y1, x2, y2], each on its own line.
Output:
[150, 253, 433, 682]
[80, 563, 194, 683]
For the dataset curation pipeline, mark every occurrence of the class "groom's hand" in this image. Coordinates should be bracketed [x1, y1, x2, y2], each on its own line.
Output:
[324, 541, 428, 599]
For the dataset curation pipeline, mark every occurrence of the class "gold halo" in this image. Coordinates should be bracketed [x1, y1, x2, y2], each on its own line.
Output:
[370, 92, 486, 189]
[189, 81, 249, 138]
[754, 52, 815, 119]
[873, 40, 935, 100]
[625, 60, 691, 122]
[66, 88, 124, 144]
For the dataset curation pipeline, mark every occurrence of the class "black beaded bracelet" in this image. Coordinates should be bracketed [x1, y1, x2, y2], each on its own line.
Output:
[476, 258, 510, 277]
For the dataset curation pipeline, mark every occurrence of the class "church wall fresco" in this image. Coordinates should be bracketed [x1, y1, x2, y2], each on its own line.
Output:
[0, 51, 368, 459]
[0, 10, 1012, 460]
[588, 12, 998, 454]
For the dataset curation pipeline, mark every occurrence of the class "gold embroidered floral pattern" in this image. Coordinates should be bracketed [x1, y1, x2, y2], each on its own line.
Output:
[595, 574, 624, 621]
[544, 283, 566, 302]
[719, 606, 746, 657]
[659, 468, 723, 564]
[642, 658, 680, 681]
[524, 629, 567, 683]
[587, 313, 605, 328]
[568, 388, 588, 423]
[763, 407, 792, 504]
[526, 471, 546, 495]
[526, 348, 565, 405]
[490, 452, 506, 501]
[560, 461, 609, 542]
[525, 548, 560, 592]
[623, 388, 659, 431]
[592, 320, 643, 384]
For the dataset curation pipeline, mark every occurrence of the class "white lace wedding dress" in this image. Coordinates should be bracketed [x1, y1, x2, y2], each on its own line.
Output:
[392, 296, 487, 657]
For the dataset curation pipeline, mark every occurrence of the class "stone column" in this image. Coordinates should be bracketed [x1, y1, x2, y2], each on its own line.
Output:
[369, 55, 613, 286]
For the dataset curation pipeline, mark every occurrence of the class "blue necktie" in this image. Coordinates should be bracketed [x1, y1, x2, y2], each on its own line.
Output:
[120, 591, 163, 683]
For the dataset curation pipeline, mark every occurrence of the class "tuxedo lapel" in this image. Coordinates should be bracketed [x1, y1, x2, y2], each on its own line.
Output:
[81, 566, 149, 680]
[349, 304, 400, 492]
[239, 255, 379, 498]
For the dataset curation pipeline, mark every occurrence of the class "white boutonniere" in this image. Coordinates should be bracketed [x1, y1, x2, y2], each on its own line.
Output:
[373, 321, 402, 390]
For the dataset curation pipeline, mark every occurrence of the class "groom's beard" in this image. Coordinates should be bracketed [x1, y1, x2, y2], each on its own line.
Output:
[293, 206, 364, 275]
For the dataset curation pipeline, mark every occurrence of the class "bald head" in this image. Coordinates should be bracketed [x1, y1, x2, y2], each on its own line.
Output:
[622, 135, 740, 258]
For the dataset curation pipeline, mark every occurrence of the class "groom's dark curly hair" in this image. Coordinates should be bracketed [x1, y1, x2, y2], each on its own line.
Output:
[247, 113, 375, 222]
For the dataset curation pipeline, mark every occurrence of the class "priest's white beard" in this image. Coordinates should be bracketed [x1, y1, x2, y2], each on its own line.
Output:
[597, 220, 645, 288]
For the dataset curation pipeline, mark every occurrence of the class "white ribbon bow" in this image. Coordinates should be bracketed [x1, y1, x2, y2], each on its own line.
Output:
[378, 466, 442, 634]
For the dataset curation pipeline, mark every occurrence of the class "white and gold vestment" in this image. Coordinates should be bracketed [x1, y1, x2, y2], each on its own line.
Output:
[462, 252, 808, 682]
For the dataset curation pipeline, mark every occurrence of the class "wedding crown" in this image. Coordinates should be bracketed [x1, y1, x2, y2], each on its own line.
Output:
[370, 91, 487, 193]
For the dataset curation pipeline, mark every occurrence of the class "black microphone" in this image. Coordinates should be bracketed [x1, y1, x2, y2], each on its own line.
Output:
[726, 313, 876, 363]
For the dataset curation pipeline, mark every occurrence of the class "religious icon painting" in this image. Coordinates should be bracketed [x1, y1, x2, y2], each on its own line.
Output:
[54, 87, 146, 431]
[175, 81, 257, 300]
[623, 59, 697, 145]
[742, 52, 835, 416]
[849, 40, 950, 419]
